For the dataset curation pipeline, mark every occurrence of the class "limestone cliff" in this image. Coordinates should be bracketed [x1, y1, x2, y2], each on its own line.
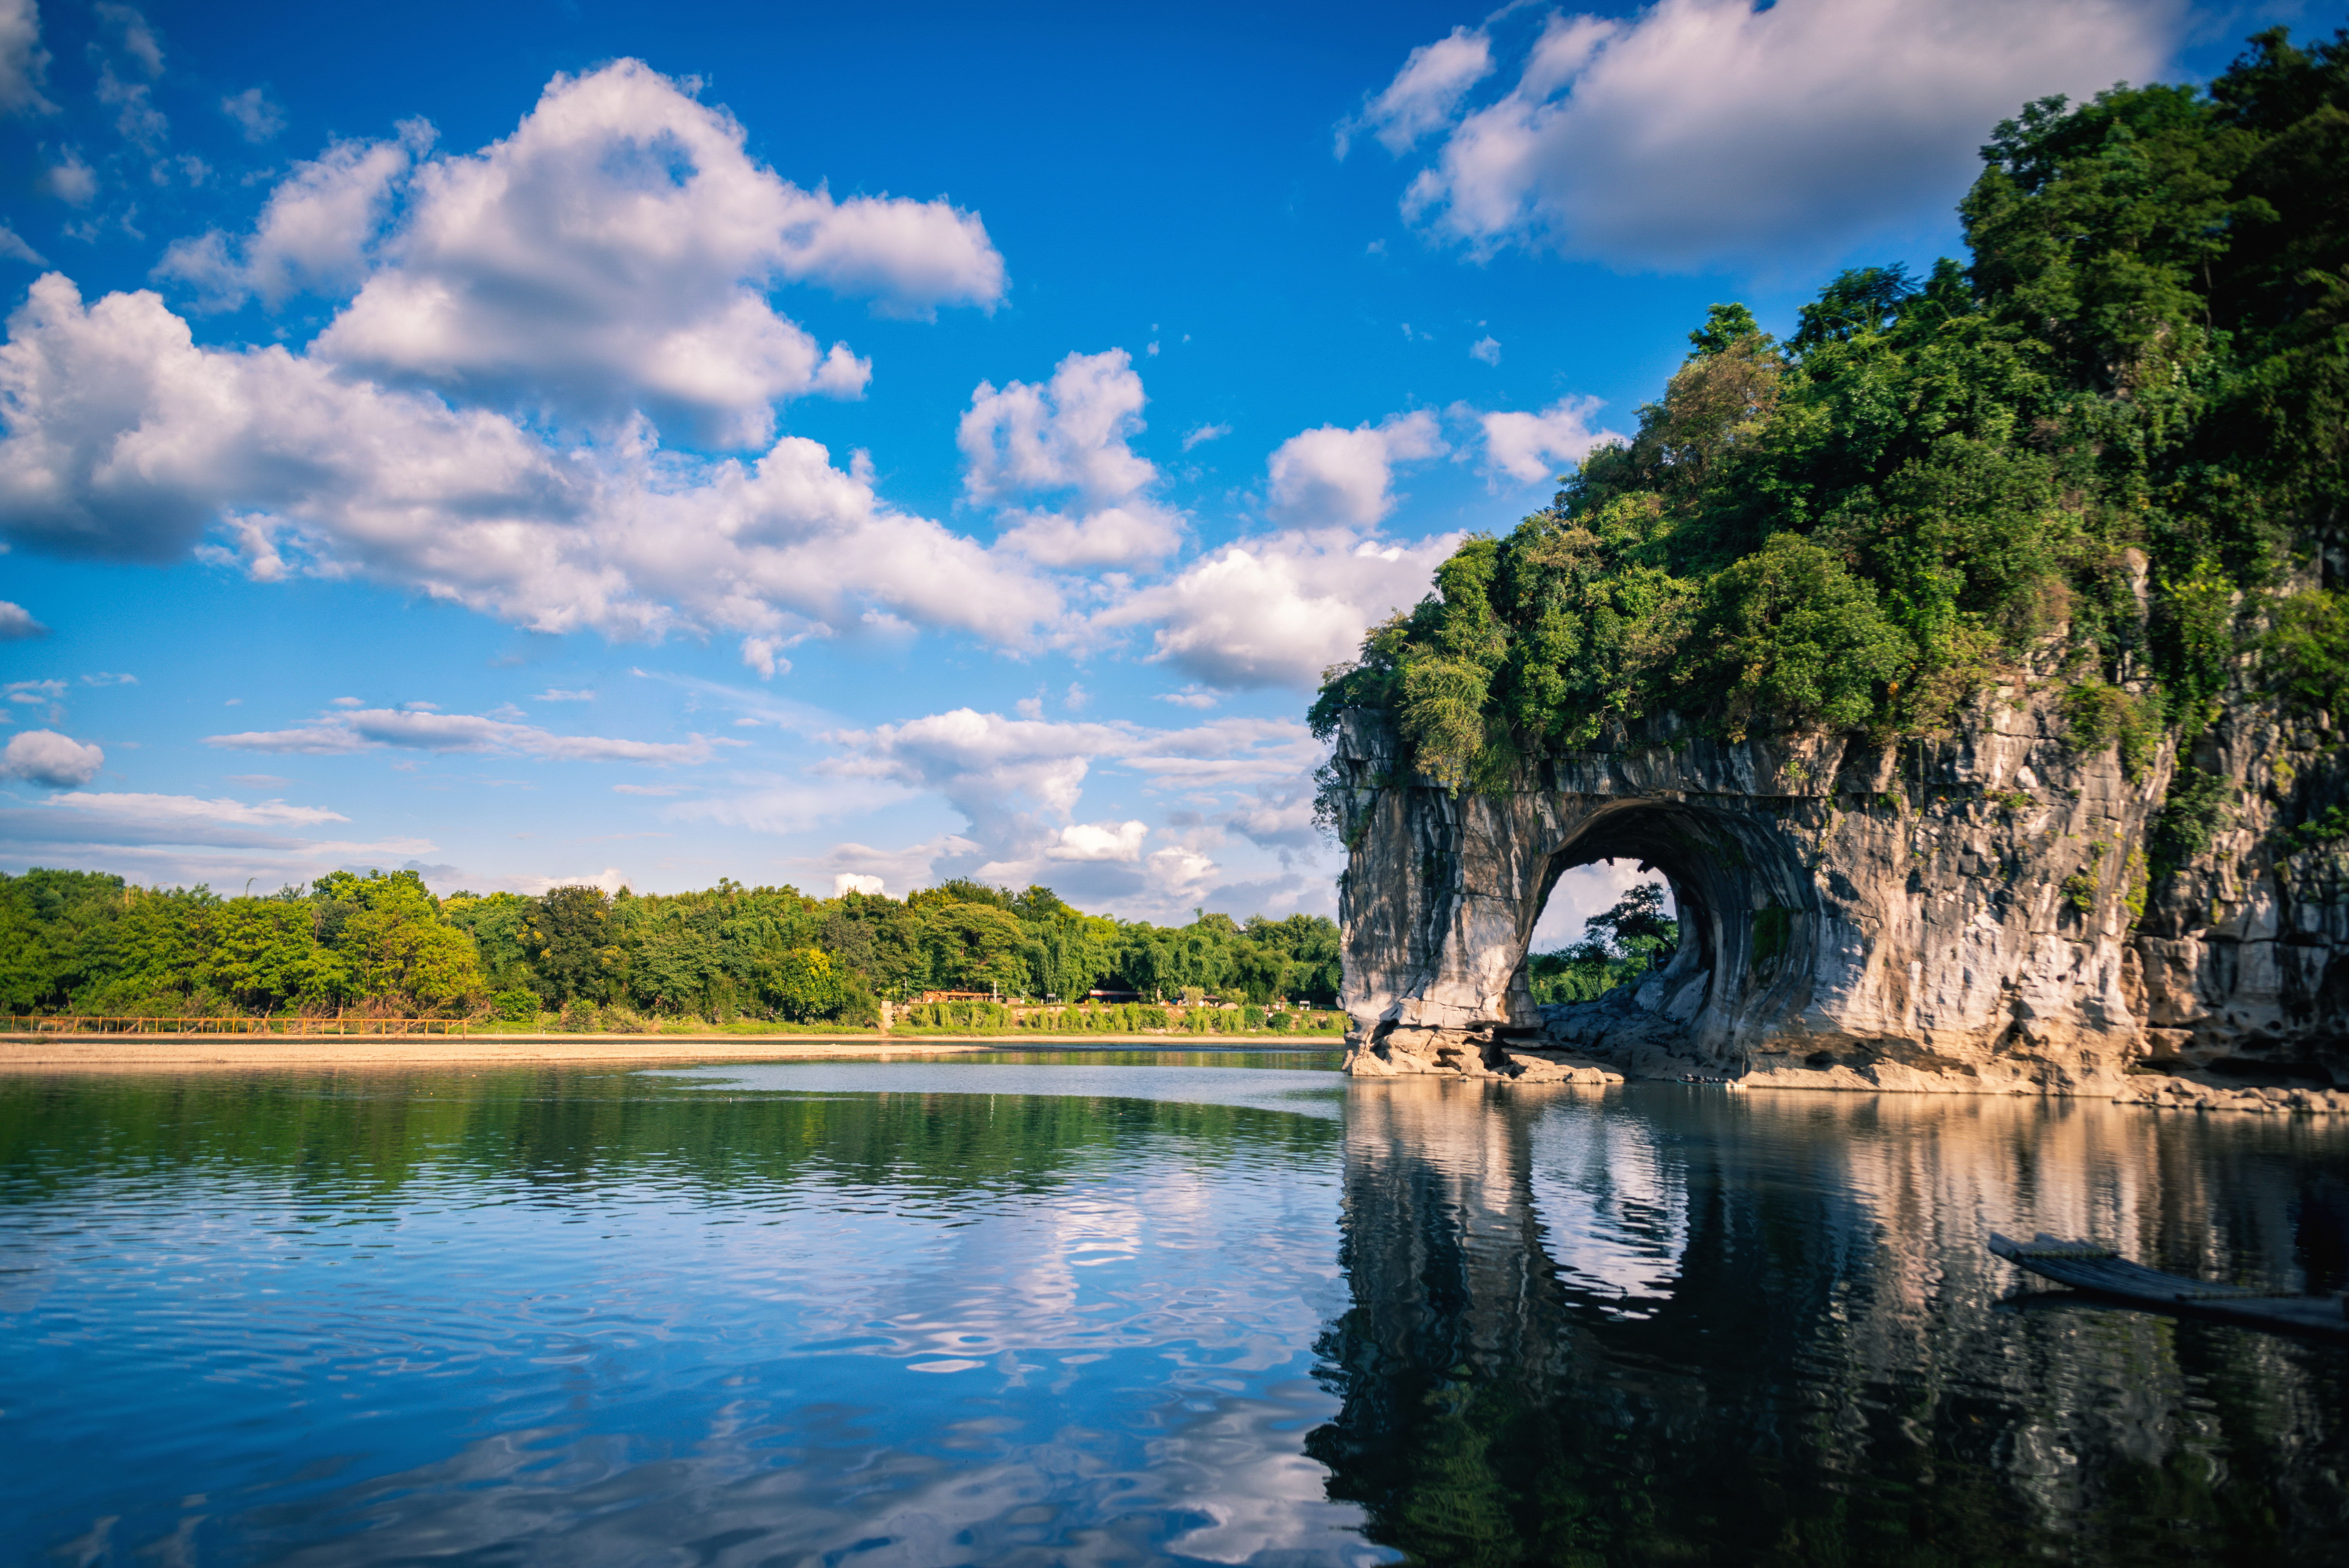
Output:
[1328, 676, 2349, 1108]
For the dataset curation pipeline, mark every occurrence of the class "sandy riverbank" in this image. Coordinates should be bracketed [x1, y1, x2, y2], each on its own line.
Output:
[0, 1032, 1333, 1071]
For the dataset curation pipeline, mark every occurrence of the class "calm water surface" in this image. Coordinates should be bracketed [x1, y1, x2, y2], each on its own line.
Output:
[2, 1053, 2344, 1566]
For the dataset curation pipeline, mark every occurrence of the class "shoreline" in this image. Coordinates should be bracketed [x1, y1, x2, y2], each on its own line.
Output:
[0, 1032, 1338, 1071]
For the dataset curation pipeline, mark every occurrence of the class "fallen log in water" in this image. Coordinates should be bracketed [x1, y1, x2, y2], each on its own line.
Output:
[1989, 1231, 2348, 1338]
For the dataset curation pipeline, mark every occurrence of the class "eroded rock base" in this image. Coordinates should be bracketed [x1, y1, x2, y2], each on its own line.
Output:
[1344, 995, 2349, 1113]
[1343, 1022, 1624, 1085]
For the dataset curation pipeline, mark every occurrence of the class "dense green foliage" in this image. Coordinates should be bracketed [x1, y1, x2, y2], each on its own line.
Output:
[0, 867, 1341, 1022]
[1313, 31, 2349, 810]
[1526, 882, 1679, 1004]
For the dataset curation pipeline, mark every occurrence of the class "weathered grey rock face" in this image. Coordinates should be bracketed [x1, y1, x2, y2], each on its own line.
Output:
[1329, 681, 2349, 1101]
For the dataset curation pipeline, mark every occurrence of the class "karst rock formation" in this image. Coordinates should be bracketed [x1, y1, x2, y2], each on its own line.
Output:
[1330, 675, 2349, 1107]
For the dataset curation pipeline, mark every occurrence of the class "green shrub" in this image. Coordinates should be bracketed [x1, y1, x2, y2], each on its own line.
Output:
[2062, 682, 2159, 779]
[2265, 587, 2349, 724]
[2151, 766, 2237, 870]
[1686, 535, 1912, 741]
[2280, 804, 2349, 854]
[491, 988, 539, 1023]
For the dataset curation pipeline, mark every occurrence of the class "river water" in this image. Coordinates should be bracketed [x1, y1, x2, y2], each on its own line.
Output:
[1, 1054, 2343, 1566]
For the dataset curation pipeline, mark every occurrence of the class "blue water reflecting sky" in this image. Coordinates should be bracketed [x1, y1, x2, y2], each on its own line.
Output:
[3, 1062, 2344, 1566]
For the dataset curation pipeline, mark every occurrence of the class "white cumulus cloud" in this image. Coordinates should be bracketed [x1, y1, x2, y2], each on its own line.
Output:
[1387, 0, 2185, 270]
[961, 348, 1182, 568]
[1047, 820, 1148, 862]
[0, 600, 46, 639]
[1470, 394, 1623, 486]
[1100, 527, 1459, 689]
[0, 274, 1061, 645]
[157, 127, 427, 308]
[2, 727, 102, 786]
[1266, 410, 1445, 529]
[1338, 25, 1493, 157]
[307, 61, 958, 446]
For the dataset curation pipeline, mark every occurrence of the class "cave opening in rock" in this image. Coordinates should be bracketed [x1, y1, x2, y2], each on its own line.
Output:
[1524, 859, 1678, 1002]
[1510, 800, 1821, 1056]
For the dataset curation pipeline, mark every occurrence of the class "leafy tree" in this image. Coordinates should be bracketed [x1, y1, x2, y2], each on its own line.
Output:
[755, 947, 845, 1021]
[1526, 882, 1678, 1004]
[915, 898, 1028, 993]
[524, 884, 620, 1003]
[1582, 883, 1678, 968]
[328, 871, 485, 1014]
[197, 900, 346, 1013]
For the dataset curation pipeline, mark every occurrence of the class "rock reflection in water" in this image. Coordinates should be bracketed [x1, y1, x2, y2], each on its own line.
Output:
[1309, 1081, 2349, 1566]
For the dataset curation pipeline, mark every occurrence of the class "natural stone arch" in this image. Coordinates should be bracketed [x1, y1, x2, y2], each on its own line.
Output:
[1504, 796, 1823, 1062]
[1327, 694, 2171, 1092]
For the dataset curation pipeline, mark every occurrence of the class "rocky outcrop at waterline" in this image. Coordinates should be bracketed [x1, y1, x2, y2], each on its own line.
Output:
[1328, 676, 2349, 1108]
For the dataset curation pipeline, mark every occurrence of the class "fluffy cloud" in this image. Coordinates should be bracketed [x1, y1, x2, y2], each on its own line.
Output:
[798, 708, 1326, 911]
[1, 728, 102, 786]
[833, 871, 885, 896]
[825, 707, 1130, 842]
[1382, 0, 2184, 270]
[1047, 820, 1148, 862]
[1266, 410, 1444, 528]
[1103, 527, 1460, 688]
[0, 275, 1060, 643]
[41, 150, 93, 205]
[1222, 784, 1318, 853]
[821, 708, 1316, 880]
[961, 349, 1182, 567]
[1337, 25, 1493, 157]
[207, 706, 719, 764]
[149, 61, 1003, 445]
[157, 128, 427, 308]
[802, 835, 981, 899]
[0, 0, 51, 116]
[0, 600, 46, 639]
[296, 61, 1000, 446]
[1470, 394, 1623, 486]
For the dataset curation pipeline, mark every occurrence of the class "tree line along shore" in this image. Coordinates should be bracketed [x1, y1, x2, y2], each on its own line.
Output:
[0, 866, 1352, 1033]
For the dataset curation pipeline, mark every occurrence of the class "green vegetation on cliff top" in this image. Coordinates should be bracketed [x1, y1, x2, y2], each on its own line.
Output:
[1312, 30, 2349, 807]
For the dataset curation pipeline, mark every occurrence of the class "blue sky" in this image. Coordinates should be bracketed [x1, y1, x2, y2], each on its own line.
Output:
[0, 0, 2327, 934]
